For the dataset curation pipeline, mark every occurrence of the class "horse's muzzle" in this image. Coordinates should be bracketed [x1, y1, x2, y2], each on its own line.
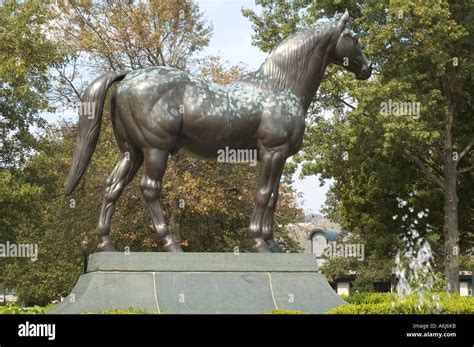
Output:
[356, 65, 372, 80]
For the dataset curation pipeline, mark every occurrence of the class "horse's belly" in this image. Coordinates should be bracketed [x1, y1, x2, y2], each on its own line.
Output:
[180, 110, 260, 159]
[177, 80, 263, 158]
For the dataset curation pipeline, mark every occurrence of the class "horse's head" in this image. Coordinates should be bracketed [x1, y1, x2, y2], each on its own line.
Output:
[332, 10, 372, 80]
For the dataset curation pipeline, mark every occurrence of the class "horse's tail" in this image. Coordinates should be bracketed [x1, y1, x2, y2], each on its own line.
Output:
[65, 71, 128, 196]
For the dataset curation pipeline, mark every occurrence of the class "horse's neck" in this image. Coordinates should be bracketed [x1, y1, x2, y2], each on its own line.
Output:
[296, 43, 334, 112]
[242, 29, 337, 113]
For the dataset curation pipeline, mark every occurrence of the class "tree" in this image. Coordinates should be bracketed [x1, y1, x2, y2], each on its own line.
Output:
[0, 170, 42, 294]
[50, 0, 212, 103]
[0, 1, 64, 167]
[243, 0, 473, 292]
[2, 126, 84, 306]
[0, 0, 67, 301]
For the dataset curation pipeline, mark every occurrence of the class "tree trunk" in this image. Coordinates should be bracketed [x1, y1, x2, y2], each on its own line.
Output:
[443, 92, 460, 293]
[443, 150, 459, 293]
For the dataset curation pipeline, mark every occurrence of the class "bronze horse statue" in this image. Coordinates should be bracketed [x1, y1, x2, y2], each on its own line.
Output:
[65, 11, 371, 253]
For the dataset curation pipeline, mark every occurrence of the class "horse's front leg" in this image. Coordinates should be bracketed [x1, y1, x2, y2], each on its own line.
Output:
[249, 145, 288, 252]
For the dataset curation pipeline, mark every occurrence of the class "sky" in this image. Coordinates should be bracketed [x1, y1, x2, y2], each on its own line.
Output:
[197, 0, 331, 214]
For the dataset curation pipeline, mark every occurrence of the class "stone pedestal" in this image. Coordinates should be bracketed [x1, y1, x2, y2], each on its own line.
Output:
[48, 252, 346, 314]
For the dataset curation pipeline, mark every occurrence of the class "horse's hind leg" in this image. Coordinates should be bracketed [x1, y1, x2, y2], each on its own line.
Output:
[261, 172, 283, 253]
[97, 148, 143, 251]
[140, 148, 182, 252]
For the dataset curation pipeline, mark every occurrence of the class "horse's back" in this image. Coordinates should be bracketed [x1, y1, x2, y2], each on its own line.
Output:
[113, 66, 303, 157]
[115, 66, 264, 156]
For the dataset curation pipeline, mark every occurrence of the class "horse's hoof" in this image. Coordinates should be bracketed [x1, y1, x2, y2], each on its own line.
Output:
[99, 240, 116, 252]
[253, 238, 271, 252]
[164, 241, 183, 252]
[266, 239, 282, 253]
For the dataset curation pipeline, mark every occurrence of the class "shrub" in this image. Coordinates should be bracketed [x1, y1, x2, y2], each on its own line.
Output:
[349, 277, 375, 294]
[0, 303, 153, 314]
[265, 309, 305, 314]
[329, 292, 474, 314]
[99, 308, 153, 314]
[341, 292, 397, 305]
[0, 302, 50, 314]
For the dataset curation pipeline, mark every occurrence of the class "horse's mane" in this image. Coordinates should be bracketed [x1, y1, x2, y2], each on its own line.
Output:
[236, 16, 343, 91]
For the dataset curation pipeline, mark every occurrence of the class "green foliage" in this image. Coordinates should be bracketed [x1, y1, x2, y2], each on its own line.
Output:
[319, 253, 359, 281]
[0, 302, 51, 314]
[341, 292, 397, 305]
[350, 277, 375, 294]
[330, 292, 474, 314]
[0, 303, 149, 314]
[241, 0, 310, 54]
[459, 253, 474, 271]
[2, 124, 86, 306]
[319, 234, 394, 290]
[408, 271, 448, 293]
[265, 309, 305, 314]
[96, 308, 153, 314]
[56, 0, 212, 72]
[0, 170, 43, 285]
[0, 1, 73, 306]
[0, 1, 64, 166]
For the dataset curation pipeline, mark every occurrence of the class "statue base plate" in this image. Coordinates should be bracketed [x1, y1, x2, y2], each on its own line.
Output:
[48, 252, 346, 314]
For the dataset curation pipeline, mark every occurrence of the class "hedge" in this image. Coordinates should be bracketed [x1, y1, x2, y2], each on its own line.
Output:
[0, 302, 50, 314]
[266, 309, 305, 314]
[2, 292, 473, 314]
[328, 292, 474, 314]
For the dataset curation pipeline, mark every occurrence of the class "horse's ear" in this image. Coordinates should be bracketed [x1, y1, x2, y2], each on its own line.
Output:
[337, 9, 350, 33]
